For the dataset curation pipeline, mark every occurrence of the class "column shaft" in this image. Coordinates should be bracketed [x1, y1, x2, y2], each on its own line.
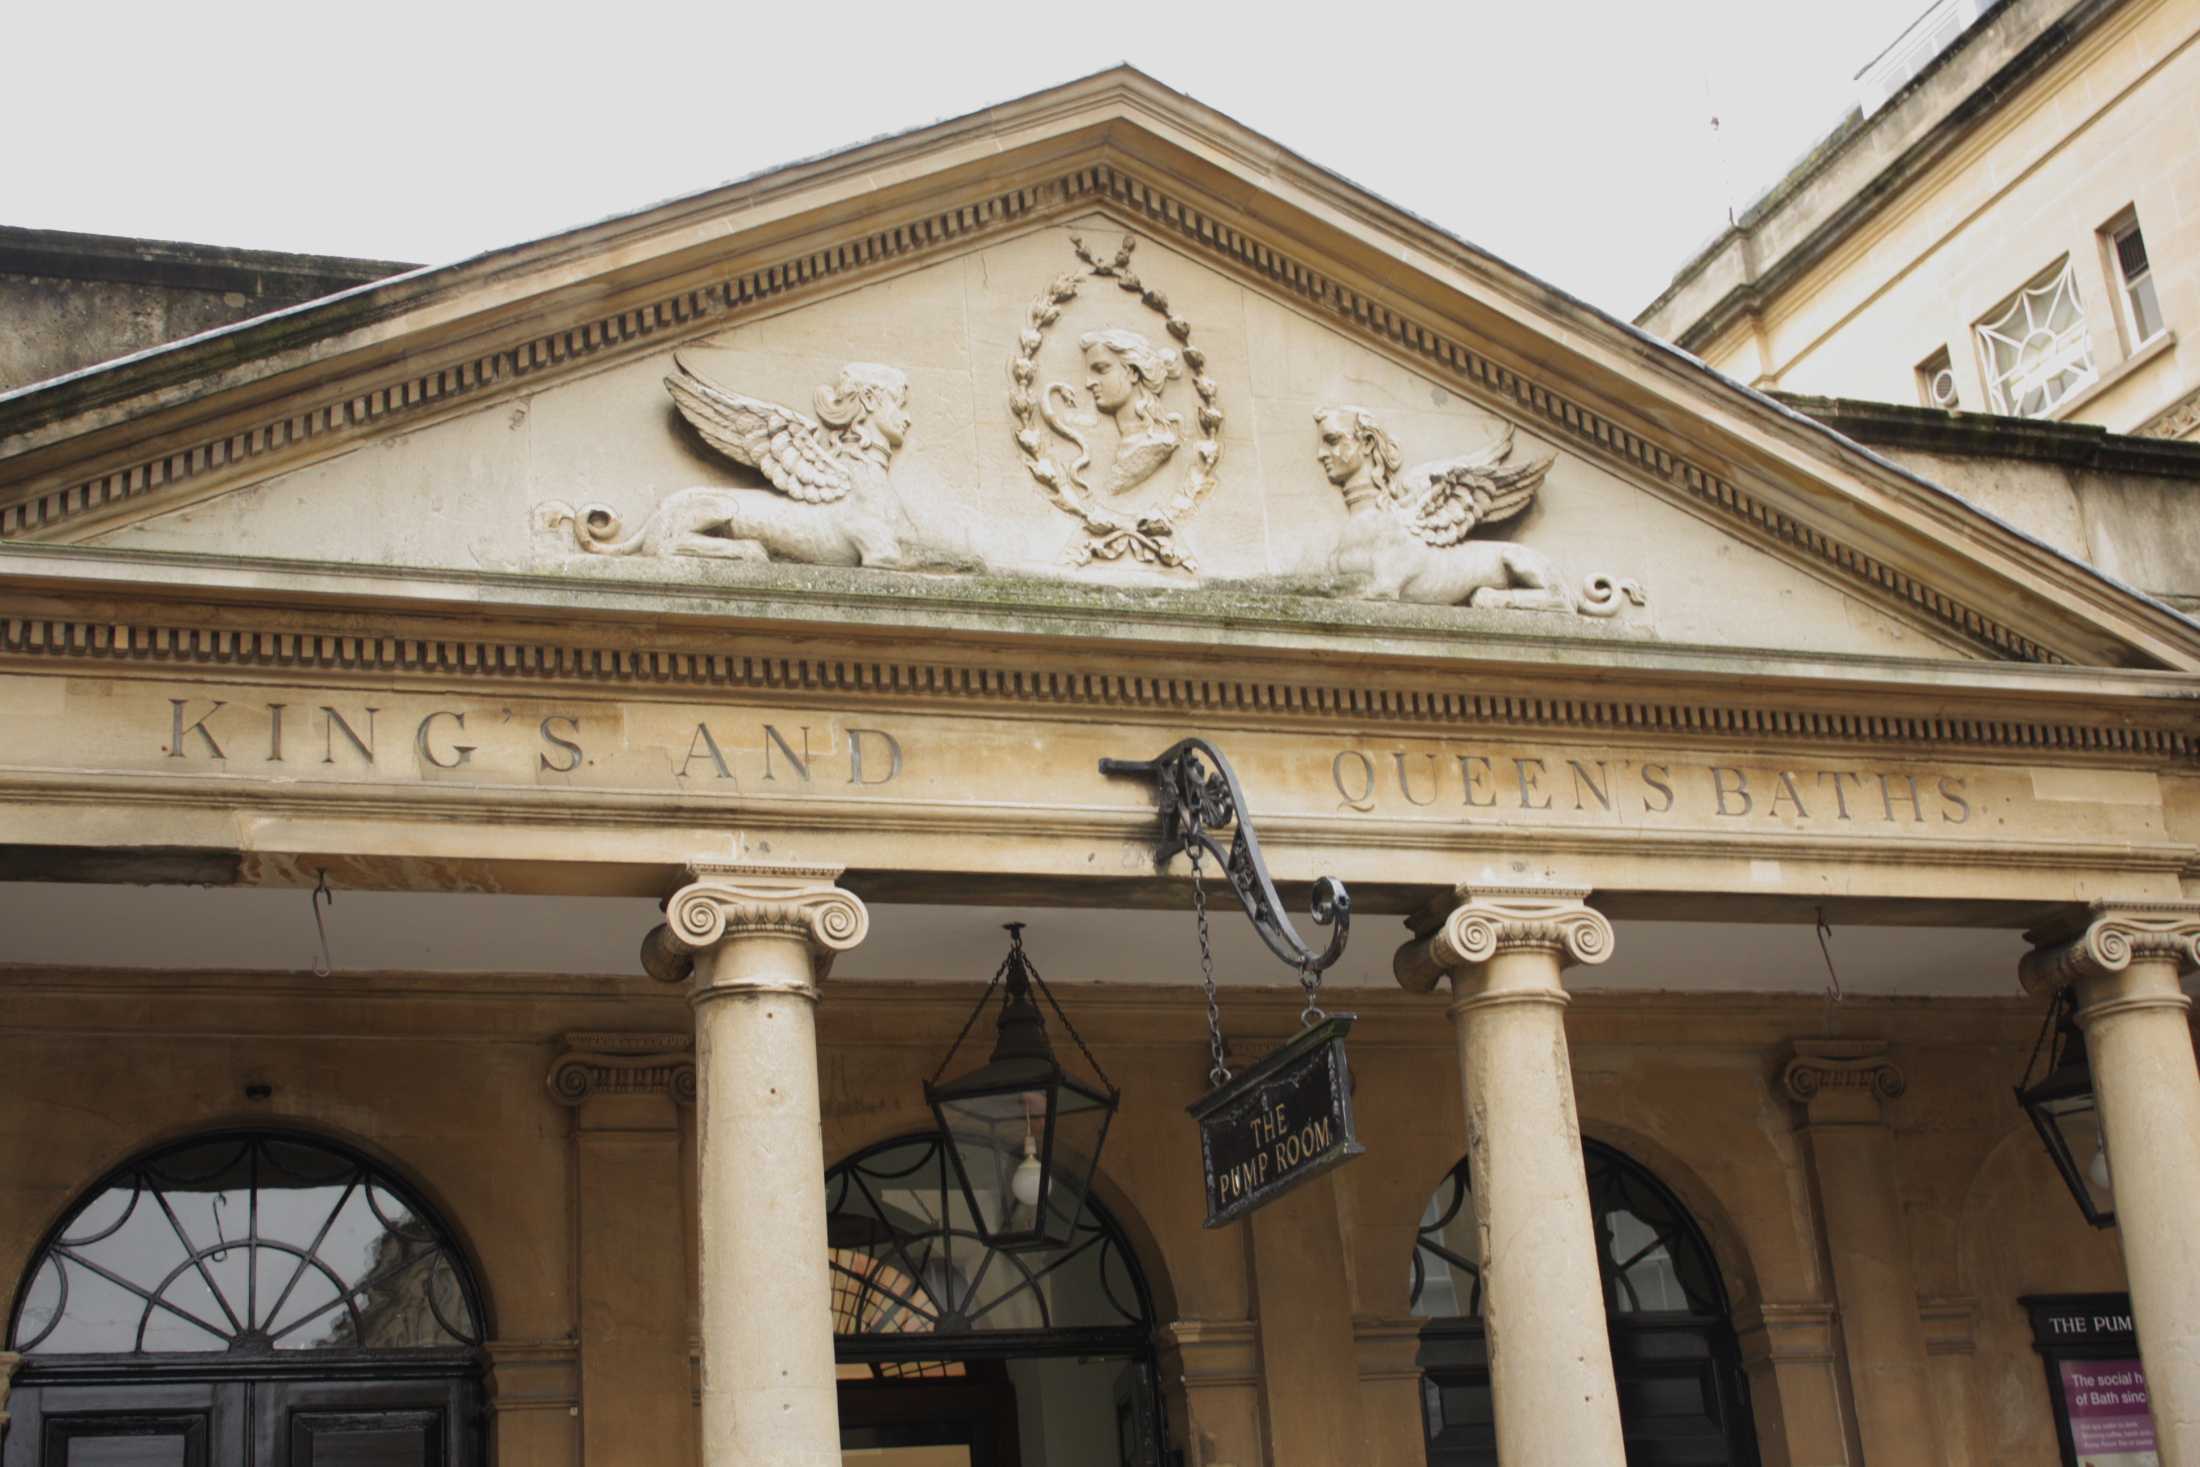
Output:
[2024, 902, 2200, 1464]
[2082, 957, 2200, 1457]
[1454, 948, 1625, 1464]
[650, 862, 869, 1467]
[1397, 886, 1626, 1467]
[694, 937, 840, 1466]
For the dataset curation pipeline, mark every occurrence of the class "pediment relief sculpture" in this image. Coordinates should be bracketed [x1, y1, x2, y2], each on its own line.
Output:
[533, 357, 918, 567]
[1315, 407, 1644, 616]
[1011, 234, 1223, 571]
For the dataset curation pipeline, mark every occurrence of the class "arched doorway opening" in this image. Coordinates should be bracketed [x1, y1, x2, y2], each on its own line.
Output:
[826, 1134, 1161, 1467]
[5, 1129, 484, 1465]
[1411, 1139, 1759, 1466]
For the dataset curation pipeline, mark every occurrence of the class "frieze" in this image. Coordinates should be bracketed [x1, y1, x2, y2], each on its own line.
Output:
[0, 681, 2179, 864]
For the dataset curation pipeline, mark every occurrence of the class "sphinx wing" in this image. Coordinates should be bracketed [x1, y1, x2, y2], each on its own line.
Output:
[1390, 429, 1554, 546]
[665, 359, 851, 504]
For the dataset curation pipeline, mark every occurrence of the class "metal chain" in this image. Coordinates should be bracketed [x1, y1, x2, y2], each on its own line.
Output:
[1298, 955, 1326, 1029]
[1188, 845, 1230, 1087]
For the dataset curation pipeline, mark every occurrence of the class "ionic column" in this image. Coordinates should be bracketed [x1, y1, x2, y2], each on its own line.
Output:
[2022, 901, 2200, 1460]
[644, 861, 869, 1467]
[1395, 885, 1625, 1467]
[1780, 1041, 1935, 1466]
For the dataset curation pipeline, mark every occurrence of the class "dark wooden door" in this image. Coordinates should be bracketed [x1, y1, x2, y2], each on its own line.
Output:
[1418, 1317, 1759, 1467]
[838, 1367, 1023, 1467]
[6, 1367, 477, 1467]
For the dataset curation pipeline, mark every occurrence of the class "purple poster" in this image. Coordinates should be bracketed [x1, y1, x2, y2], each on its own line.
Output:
[2059, 1359, 2159, 1467]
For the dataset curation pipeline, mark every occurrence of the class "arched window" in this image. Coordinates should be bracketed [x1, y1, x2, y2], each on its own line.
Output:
[826, 1134, 1161, 1466]
[7, 1130, 484, 1466]
[1411, 1139, 1758, 1467]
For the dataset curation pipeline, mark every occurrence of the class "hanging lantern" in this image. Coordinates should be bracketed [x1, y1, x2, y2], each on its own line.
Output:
[926, 924, 1119, 1252]
[2016, 987, 2115, 1229]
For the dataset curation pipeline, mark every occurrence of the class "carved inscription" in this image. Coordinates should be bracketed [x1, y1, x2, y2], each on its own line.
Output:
[18, 684, 2165, 854]
[157, 696, 904, 790]
[1330, 746, 1974, 827]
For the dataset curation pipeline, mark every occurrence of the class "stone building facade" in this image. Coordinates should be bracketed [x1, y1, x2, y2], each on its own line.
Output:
[3, 68, 2199, 1467]
[1637, 0, 2200, 442]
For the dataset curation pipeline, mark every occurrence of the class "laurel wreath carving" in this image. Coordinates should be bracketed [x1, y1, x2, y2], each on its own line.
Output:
[1009, 234, 1223, 570]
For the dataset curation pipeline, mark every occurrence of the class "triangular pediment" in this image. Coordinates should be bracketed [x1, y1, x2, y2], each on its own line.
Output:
[2, 69, 2192, 672]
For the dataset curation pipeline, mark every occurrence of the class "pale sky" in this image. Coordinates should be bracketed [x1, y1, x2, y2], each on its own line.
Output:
[2, 0, 1933, 322]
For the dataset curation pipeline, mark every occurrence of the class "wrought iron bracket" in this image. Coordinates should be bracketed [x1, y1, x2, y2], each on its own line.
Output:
[1101, 738, 1350, 975]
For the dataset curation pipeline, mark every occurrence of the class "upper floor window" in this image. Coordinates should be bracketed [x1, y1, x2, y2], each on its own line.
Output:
[1976, 259, 2099, 418]
[2111, 219, 2165, 347]
[1917, 346, 1959, 410]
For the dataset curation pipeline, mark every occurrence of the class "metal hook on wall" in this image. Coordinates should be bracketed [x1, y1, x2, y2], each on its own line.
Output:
[310, 870, 336, 977]
[1815, 906, 1843, 1002]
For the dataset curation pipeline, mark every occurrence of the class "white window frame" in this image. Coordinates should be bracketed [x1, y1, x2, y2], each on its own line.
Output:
[2108, 218, 2165, 350]
[1975, 258, 2099, 418]
[1916, 346, 1958, 410]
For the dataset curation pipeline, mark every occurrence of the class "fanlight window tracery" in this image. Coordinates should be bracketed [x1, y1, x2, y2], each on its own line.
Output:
[1411, 1141, 1725, 1320]
[9, 1132, 480, 1357]
[1977, 259, 2099, 418]
[825, 1135, 1149, 1380]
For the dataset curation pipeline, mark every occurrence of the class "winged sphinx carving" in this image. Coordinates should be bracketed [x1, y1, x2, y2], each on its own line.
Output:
[534, 356, 917, 567]
[1314, 407, 1643, 615]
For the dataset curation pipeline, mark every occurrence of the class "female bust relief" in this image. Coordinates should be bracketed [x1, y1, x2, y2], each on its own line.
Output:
[1077, 328, 1183, 497]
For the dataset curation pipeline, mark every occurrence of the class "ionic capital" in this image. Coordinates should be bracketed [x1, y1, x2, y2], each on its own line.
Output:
[1395, 885, 1614, 993]
[2018, 901, 2200, 995]
[641, 861, 869, 995]
[547, 1032, 697, 1107]
[1781, 1040, 1905, 1106]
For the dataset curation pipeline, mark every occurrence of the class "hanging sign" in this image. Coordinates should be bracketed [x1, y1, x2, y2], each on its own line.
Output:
[1188, 1016, 1364, 1228]
[2025, 1293, 2158, 1467]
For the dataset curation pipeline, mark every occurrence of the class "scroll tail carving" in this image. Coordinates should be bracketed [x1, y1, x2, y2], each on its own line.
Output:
[574, 503, 649, 556]
[1575, 573, 1646, 618]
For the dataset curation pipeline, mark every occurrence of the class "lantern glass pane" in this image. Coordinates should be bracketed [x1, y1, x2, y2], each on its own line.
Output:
[1039, 1083, 1114, 1239]
[2036, 1089, 2115, 1222]
[935, 1085, 1053, 1239]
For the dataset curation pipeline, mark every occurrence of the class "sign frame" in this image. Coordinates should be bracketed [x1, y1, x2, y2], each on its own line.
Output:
[2024, 1292, 2157, 1467]
[1188, 1015, 1365, 1229]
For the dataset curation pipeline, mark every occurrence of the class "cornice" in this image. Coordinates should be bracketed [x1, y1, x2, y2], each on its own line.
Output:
[2, 553, 2196, 765]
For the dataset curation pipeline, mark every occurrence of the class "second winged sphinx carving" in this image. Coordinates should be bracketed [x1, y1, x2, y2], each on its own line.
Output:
[1314, 407, 1644, 615]
[534, 356, 917, 567]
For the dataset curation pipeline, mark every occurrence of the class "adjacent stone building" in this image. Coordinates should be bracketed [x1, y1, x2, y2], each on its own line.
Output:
[1638, 0, 2200, 441]
[3, 64, 2199, 1467]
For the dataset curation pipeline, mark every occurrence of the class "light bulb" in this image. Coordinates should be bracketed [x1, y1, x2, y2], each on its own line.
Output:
[1012, 1133, 1044, 1208]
